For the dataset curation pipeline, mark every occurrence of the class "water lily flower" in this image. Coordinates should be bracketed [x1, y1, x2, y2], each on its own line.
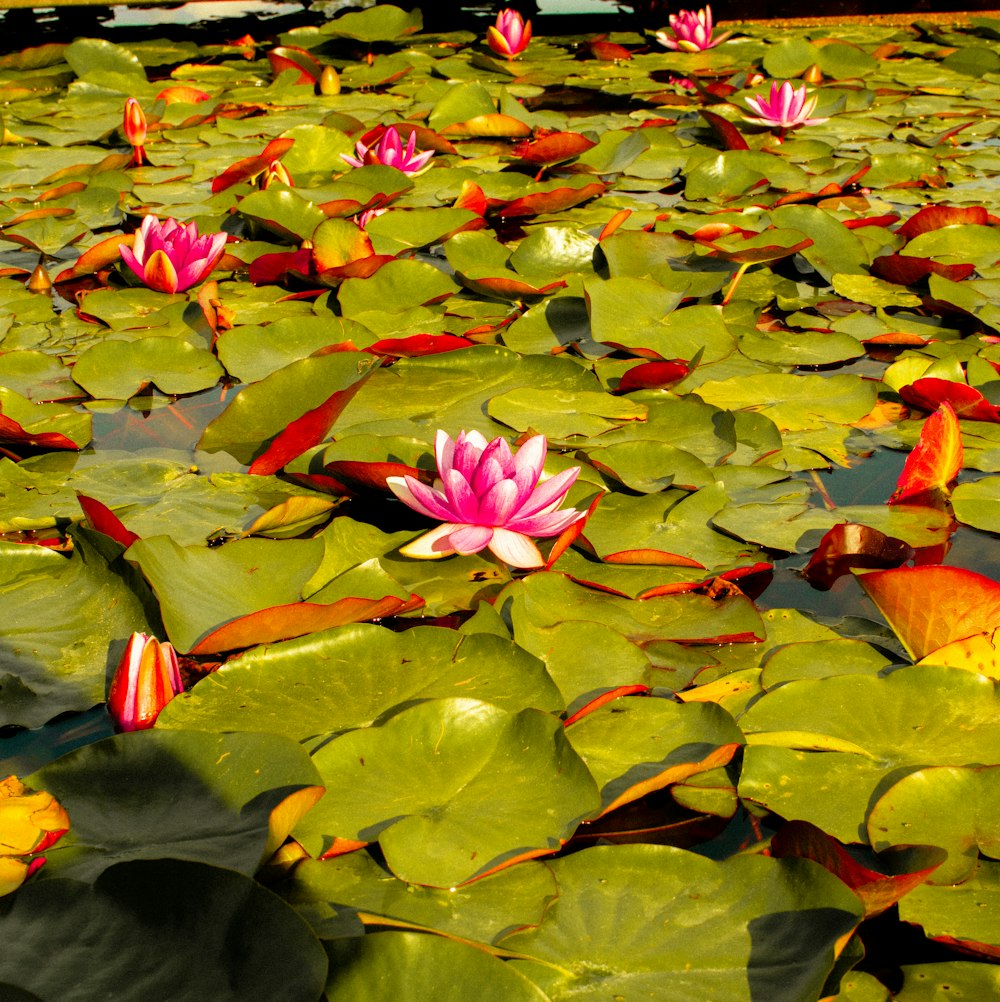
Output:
[743, 80, 828, 130]
[107, 632, 184, 732]
[123, 97, 147, 166]
[487, 8, 532, 60]
[1, 775, 69, 896]
[340, 126, 433, 175]
[656, 6, 731, 51]
[387, 429, 585, 568]
[119, 215, 227, 294]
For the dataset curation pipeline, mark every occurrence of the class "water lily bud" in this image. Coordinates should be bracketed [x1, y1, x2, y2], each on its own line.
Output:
[320, 65, 341, 96]
[123, 97, 147, 166]
[26, 263, 52, 294]
[486, 9, 532, 60]
[107, 632, 184, 731]
[803, 63, 823, 85]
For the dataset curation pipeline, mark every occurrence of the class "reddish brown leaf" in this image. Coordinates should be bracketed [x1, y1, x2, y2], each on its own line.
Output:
[770, 820, 945, 918]
[699, 109, 750, 151]
[211, 137, 295, 193]
[54, 233, 132, 283]
[8, 207, 73, 226]
[500, 182, 606, 218]
[871, 253, 974, 285]
[325, 460, 431, 493]
[545, 492, 603, 571]
[459, 274, 567, 299]
[0, 413, 79, 450]
[318, 838, 369, 860]
[248, 375, 376, 476]
[599, 208, 632, 242]
[363, 334, 475, 359]
[453, 180, 487, 216]
[803, 523, 913, 589]
[588, 38, 633, 61]
[856, 565, 1000, 660]
[267, 45, 322, 85]
[247, 247, 313, 285]
[563, 685, 650, 727]
[603, 549, 706, 568]
[511, 131, 598, 166]
[890, 402, 963, 506]
[77, 494, 141, 548]
[616, 360, 690, 393]
[900, 378, 1000, 423]
[842, 213, 900, 230]
[190, 593, 424, 654]
[897, 204, 990, 241]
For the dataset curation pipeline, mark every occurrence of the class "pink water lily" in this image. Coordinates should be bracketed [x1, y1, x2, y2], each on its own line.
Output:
[387, 430, 585, 568]
[656, 6, 731, 51]
[487, 8, 532, 60]
[743, 80, 828, 129]
[119, 215, 227, 294]
[340, 126, 434, 175]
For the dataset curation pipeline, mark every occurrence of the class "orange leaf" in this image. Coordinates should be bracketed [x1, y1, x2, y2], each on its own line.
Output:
[212, 137, 295, 193]
[190, 594, 424, 655]
[890, 401, 963, 506]
[856, 565, 1000, 660]
[511, 131, 597, 166]
[54, 233, 132, 283]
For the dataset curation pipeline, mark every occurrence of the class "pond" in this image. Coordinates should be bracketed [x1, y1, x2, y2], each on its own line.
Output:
[2, 3, 1000, 1000]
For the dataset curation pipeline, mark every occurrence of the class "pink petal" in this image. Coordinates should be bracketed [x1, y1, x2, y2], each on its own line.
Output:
[488, 528, 544, 568]
[448, 523, 494, 554]
[119, 244, 145, 282]
[507, 506, 584, 537]
[471, 455, 506, 498]
[387, 475, 456, 521]
[510, 466, 580, 520]
[434, 429, 456, 477]
[442, 468, 480, 522]
[512, 434, 546, 485]
[400, 522, 461, 559]
[452, 431, 486, 481]
[479, 478, 520, 525]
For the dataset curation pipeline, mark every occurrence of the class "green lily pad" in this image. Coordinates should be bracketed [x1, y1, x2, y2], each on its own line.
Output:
[0, 528, 156, 729]
[739, 665, 1000, 844]
[72, 337, 223, 400]
[502, 844, 863, 1001]
[29, 728, 321, 881]
[295, 698, 600, 887]
[0, 860, 327, 1002]
[286, 851, 557, 944]
[158, 623, 563, 740]
[324, 931, 549, 1002]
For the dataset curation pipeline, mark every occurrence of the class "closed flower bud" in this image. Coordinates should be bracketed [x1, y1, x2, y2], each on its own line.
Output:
[320, 65, 341, 96]
[107, 632, 184, 731]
